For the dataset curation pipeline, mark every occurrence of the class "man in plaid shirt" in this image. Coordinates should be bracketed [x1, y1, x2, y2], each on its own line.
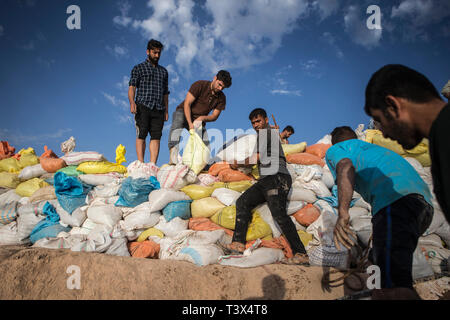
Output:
[128, 39, 169, 164]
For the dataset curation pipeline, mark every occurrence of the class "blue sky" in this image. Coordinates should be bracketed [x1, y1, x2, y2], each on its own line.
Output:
[1, 0, 449, 166]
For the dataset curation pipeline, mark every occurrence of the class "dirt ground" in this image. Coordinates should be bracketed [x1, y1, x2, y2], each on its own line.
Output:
[0, 245, 446, 300]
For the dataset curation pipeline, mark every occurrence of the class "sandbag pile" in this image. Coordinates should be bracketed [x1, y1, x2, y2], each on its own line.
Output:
[0, 129, 448, 275]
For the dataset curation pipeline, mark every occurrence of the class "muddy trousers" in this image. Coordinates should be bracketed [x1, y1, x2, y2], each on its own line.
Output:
[232, 173, 307, 255]
[370, 194, 433, 289]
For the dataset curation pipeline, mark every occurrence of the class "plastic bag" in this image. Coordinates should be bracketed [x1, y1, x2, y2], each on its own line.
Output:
[115, 176, 160, 208]
[61, 151, 104, 166]
[57, 165, 84, 177]
[54, 172, 93, 213]
[292, 204, 321, 227]
[182, 129, 210, 175]
[115, 144, 126, 165]
[18, 163, 47, 181]
[0, 157, 21, 173]
[211, 188, 241, 206]
[163, 200, 192, 222]
[157, 163, 197, 190]
[127, 160, 159, 179]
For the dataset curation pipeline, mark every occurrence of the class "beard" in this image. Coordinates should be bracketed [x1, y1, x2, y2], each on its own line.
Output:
[148, 55, 159, 64]
[388, 121, 423, 150]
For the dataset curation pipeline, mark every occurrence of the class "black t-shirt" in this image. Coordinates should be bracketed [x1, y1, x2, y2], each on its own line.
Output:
[256, 128, 290, 178]
[429, 103, 450, 223]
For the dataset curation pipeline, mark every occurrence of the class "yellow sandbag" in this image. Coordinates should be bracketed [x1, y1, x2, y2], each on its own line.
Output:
[191, 197, 225, 218]
[282, 142, 307, 156]
[182, 129, 210, 175]
[76, 161, 127, 174]
[0, 172, 20, 188]
[137, 227, 164, 242]
[181, 184, 214, 200]
[262, 234, 273, 241]
[367, 130, 431, 167]
[212, 181, 253, 193]
[115, 144, 126, 165]
[18, 147, 36, 156]
[211, 206, 272, 241]
[0, 157, 21, 173]
[18, 153, 39, 169]
[251, 165, 260, 180]
[15, 178, 49, 197]
[298, 230, 313, 248]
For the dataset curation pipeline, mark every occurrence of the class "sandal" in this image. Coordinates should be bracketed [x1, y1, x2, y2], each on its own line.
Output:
[281, 253, 310, 266]
[219, 242, 245, 255]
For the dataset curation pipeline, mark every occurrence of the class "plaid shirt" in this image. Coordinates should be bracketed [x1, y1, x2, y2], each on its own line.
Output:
[129, 59, 169, 110]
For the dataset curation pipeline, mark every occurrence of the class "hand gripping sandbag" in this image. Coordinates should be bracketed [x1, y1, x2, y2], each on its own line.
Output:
[115, 176, 160, 208]
[182, 129, 210, 175]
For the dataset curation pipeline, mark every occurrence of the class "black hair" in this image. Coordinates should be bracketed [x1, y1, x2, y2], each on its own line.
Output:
[147, 39, 164, 51]
[216, 70, 232, 88]
[283, 126, 294, 134]
[249, 108, 267, 120]
[330, 126, 357, 145]
[364, 64, 442, 116]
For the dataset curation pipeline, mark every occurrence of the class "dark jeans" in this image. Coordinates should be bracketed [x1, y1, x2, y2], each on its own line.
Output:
[167, 108, 209, 150]
[233, 173, 307, 255]
[370, 193, 433, 289]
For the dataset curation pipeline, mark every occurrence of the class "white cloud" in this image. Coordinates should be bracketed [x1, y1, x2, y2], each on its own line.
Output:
[344, 5, 382, 49]
[166, 64, 180, 85]
[102, 91, 128, 110]
[270, 89, 302, 97]
[121, 0, 310, 75]
[117, 114, 133, 124]
[390, 0, 450, 40]
[311, 0, 339, 21]
[0, 128, 72, 146]
[113, 1, 132, 27]
[322, 32, 344, 58]
[106, 45, 128, 59]
[116, 75, 130, 97]
[300, 59, 323, 78]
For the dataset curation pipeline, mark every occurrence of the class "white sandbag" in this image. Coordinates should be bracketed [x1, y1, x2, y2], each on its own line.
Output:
[352, 196, 372, 211]
[147, 189, 191, 213]
[301, 180, 332, 198]
[86, 204, 122, 228]
[196, 173, 218, 186]
[419, 234, 444, 249]
[211, 188, 241, 206]
[418, 243, 450, 274]
[54, 202, 87, 227]
[316, 134, 332, 145]
[424, 197, 447, 236]
[105, 237, 130, 257]
[286, 163, 297, 180]
[69, 218, 99, 236]
[288, 187, 317, 203]
[321, 166, 335, 189]
[405, 157, 429, 183]
[92, 180, 122, 198]
[0, 221, 30, 245]
[434, 222, 450, 247]
[0, 189, 22, 205]
[218, 247, 285, 268]
[157, 164, 197, 190]
[289, 164, 323, 180]
[16, 200, 58, 241]
[78, 173, 122, 186]
[216, 134, 257, 163]
[18, 197, 30, 206]
[86, 193, 119, 206]
[291, 216, 307, 231]
[18, 163, 47, 181]
[349, 207, 372, 233]
[254, 204, 282, 238]
[287, 201, 307, 215]
[307, 200, 338, 247]
[154, 216, 188, 238]
[61, 151, 105, 166]
[308, 244, 349, 269]
[120, 205, 161, 231]
[127, 160, 159, 179]
[412, 246, 434, 280]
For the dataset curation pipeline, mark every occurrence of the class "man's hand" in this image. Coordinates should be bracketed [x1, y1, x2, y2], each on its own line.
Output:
[188, 122, 194, 130]
[333, 213, 356, 250]
[130, 102, 137, 114]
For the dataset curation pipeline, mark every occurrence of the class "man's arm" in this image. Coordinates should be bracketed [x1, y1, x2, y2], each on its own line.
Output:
[196, 109, 222, 123]
[334, 158, 357, 250]
[129, 86, 137, 114]
[183, 91, 196, 130]
[164, 94, 169, 121]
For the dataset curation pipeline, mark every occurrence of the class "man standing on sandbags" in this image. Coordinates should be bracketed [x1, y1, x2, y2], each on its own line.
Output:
[326, 126, 433, 299]
[129, 39, 169, 165]
[167, 70, 232, 164]
[222, 108, 309, 265]
[364, 65, 449, 225]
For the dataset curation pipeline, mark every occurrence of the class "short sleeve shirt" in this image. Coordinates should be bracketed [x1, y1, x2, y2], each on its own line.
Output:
[176, 80, 226, 121]
[325, 139, 432, 215]
[429, 103, 450, 223]
[256, 128, 290, 178]
[129, 60, 169, 110]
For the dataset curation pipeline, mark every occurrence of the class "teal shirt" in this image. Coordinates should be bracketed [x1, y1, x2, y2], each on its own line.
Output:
[325, 139, 432, 215]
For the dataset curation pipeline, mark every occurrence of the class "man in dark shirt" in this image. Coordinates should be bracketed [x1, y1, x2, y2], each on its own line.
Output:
[364, 64, 449, 224]
[168, 70, 232, 164]
[280, 125, 295, 144]
[222, 108, 309, 265]
[128, 39, 169, 164]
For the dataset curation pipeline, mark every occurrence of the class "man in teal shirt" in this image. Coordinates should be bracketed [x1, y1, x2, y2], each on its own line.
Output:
[326, 126, 433, 299]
